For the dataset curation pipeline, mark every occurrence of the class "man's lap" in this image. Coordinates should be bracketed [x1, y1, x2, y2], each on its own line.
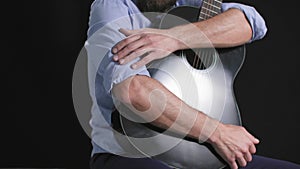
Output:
[90, 153, 300, 169]
[237, 155, 300, 169]
[90, 153, 171, 169]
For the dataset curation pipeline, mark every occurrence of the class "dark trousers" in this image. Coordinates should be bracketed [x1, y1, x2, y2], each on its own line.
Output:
[90, 153, 300, 169]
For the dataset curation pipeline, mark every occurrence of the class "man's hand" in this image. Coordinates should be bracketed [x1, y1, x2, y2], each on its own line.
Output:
[112, 28, 182, 69]
[113, 75, 259, 169]
[112, 9, 253, 70]
[208, 123, 260, 169]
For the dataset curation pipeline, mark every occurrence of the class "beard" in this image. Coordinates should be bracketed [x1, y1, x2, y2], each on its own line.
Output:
[136, 0, 177, 12]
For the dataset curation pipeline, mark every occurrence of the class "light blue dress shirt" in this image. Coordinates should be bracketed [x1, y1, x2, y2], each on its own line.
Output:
[85, 0, 267, 156]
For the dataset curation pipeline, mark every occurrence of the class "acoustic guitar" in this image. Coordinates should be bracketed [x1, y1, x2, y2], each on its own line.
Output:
[112, 0, 245, 168]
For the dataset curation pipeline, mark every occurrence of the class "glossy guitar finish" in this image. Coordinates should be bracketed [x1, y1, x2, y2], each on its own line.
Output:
[113, 5, 245, 169]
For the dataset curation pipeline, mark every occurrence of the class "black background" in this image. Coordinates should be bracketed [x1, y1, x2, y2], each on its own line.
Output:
[2, 0, 300, 168]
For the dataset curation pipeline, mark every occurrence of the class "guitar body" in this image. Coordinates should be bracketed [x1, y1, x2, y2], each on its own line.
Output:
[112, 6, 245, 169]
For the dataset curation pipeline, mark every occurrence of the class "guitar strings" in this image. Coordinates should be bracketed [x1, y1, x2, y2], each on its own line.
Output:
[204, 0, 215, 69]
[193, 0, 221, 70]
[192, 1, 204, 69]
[194, 0, 212, 69]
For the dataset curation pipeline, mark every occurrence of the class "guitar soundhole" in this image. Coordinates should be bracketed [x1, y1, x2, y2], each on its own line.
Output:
[181, 48, 215, 70]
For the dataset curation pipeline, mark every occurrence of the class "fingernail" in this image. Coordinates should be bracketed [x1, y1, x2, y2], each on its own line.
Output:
[113, 55, 118, 61]
[119, 59, 124, 64]
[112, 48, 117, 54]
[131, 64, 137, 69]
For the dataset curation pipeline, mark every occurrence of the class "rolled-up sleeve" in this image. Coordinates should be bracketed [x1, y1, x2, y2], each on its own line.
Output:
[86, 23, 150, 95]
[222, 3, 267, 42]
[99, 51, 151, 94]
[86, 0, 151, 94]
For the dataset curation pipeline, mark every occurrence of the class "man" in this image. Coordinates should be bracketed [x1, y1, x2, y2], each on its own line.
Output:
[85, 0, 300, 168]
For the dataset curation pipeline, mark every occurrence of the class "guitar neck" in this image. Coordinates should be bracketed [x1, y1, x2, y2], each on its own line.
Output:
[198, 0, 223, 21]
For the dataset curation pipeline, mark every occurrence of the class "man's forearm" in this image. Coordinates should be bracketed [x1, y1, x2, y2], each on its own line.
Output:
[112, 75, 259, 168]
[112, 75, 219, 142]
[170, 8, 252, 49]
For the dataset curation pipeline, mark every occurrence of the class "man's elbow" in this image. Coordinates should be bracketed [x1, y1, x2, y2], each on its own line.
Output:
[112, 75, 150, 111]
[231, 8, 253, 43]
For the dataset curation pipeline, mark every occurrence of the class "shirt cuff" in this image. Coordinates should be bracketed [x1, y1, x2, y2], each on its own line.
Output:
[222, 3, 268, 43]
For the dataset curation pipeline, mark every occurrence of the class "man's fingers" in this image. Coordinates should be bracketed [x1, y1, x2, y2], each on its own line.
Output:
[236, 154, 247, 167]
[131, 52, 154, 69]
[119, 28, 135, 36]
[244, 152, 253, 162]
[250, 135, 260, 144]
[119, 47, 149, 65]
[112, 34, 141, 56]
[253, 137, 260, 144]
[228, 161, 238, 169]
[116, 39, 147, 61]
[244, 129, 260, 144]
[249, 143, 257, 154]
